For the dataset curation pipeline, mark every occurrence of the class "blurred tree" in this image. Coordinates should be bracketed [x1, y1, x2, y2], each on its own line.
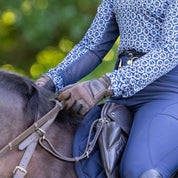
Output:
[0, 0, 119, 81]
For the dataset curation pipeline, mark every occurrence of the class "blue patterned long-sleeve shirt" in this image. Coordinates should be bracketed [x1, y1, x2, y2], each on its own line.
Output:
[47, 0, 178, 98]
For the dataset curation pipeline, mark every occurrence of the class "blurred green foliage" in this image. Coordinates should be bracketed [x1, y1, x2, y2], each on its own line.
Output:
[0, 0, 119, 81]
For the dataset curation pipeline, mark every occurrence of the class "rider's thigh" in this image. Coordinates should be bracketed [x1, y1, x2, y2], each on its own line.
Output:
[120, 101, 178, 178]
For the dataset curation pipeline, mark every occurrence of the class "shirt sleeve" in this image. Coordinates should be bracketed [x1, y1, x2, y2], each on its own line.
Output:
[47, 0, 119, 92]
[106, 0, 178, 97]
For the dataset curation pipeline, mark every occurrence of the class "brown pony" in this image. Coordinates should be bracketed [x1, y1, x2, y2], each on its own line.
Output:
[0, 69, 80, 178]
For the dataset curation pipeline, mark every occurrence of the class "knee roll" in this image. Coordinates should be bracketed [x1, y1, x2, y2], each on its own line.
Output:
[139, 169, 163, 178]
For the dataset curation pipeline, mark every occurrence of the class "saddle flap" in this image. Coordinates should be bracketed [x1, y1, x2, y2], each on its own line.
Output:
[103, 102, 133, 135]
[99, 102, 133, 177]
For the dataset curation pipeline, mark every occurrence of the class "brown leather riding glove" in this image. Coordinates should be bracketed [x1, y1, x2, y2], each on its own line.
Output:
[58, 75, 113, 115]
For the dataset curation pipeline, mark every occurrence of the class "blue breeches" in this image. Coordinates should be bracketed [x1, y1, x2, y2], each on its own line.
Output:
[109, 63, 178, 177]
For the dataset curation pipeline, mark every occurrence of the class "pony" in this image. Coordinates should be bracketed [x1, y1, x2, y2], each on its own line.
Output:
[0, 69, 81, 178]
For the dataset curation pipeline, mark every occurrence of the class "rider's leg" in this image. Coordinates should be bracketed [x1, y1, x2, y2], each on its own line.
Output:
[119, 100, 178, 178]
[139, 169, 162, 178]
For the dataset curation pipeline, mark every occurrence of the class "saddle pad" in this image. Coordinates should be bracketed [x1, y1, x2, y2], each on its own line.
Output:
[73, 105, 107, 178]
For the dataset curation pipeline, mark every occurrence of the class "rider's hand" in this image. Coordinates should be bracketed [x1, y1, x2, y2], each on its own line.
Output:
[58, 75, 113, 115]
[35, 74, 50, 87]
[35, 74, 55, 92]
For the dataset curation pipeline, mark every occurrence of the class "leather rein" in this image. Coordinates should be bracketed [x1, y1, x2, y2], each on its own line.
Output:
[0, 100, 105, 177]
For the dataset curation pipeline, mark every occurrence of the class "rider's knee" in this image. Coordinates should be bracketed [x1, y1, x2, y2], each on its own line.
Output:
[139, 169, 163, 178]
[120, 153, 163, 178]
[120, 161, 163, 178]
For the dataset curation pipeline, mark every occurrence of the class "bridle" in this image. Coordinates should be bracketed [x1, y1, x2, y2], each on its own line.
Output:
[0, 100, 105, 177]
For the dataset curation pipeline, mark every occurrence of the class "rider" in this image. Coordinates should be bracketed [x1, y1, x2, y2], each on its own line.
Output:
[36, 0, 178, 177]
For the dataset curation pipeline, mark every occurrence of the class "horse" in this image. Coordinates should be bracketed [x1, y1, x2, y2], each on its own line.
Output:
[0, 69, 82, 178]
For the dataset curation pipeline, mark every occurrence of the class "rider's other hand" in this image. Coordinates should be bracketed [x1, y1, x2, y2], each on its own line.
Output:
[35, 74, 50, 87]
[58, 75, 113, 116]
[35, 74, 55, 92]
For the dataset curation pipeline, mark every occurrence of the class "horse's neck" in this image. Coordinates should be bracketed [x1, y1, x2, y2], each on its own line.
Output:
[25, 119, 77, 178]
[0, 89, 77, 178]
[0, 90, 33, 148]
[46, 123, 76, 153]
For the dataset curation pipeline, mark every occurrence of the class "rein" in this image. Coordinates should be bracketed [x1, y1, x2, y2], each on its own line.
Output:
[39, 118, 105, 162]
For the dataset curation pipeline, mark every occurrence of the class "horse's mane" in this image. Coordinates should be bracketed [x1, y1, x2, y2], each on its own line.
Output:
[0, 69, 82, 128]
[0, 69, 55, 122]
